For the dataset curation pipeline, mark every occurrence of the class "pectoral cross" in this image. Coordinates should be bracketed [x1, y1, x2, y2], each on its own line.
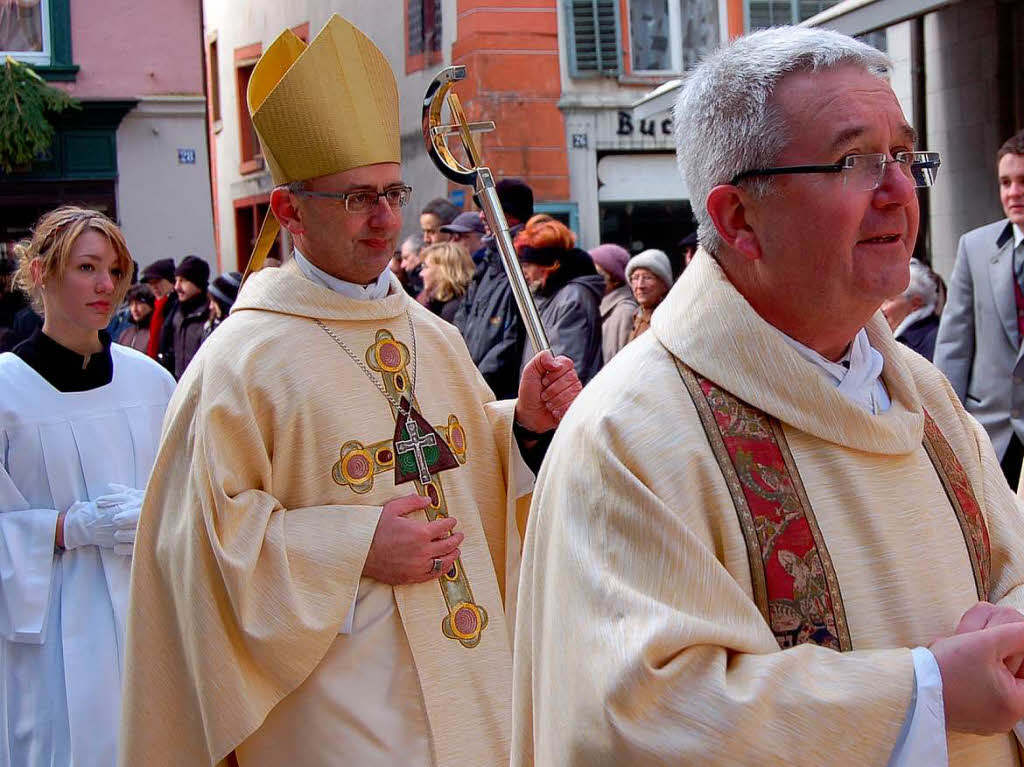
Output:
[330, 329, 488, 648]
[396, 420, 438, 485]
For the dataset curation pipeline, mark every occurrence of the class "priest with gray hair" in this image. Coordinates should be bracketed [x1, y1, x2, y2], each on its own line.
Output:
[513, 24, 1024, 766]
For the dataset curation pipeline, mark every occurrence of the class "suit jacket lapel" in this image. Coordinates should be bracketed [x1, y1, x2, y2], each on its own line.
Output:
[988, 232, 1017, 351]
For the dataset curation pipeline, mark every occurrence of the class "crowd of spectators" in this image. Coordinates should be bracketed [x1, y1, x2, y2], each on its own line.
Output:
[389, 178, 695, 399]
[5, 130, 1021, 484]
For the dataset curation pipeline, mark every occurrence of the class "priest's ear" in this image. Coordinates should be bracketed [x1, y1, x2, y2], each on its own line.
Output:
[706, 184, 763, 262]
[270, 185, 306, 236]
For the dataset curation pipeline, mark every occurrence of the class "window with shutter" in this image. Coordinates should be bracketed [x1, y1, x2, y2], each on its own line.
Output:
[0, 0, 49, 65]
[745, 0, 843, 29]
[407, 0, 442, 72]
[567, 0, 622, 78]
[0, 0, 76, 81]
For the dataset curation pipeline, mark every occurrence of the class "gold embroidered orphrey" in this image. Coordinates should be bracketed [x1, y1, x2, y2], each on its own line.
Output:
[677, 360, 992, 652]
[331, 329, 488, 648]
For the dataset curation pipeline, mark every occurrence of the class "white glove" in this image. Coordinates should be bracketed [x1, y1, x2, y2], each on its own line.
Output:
[96, 483, 143, 557]
[63, 484, 144, 556]
[98, 483, 144, 507]
[63, 501, 120, 551]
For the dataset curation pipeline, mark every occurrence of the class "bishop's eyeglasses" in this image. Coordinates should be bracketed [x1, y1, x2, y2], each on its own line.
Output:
[730, 151, 941, 191]
[287, 183, 413, 213]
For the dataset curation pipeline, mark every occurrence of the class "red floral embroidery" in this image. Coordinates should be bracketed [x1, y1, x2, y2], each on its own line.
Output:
[922, 411, 992, 600]
[682, 363, 993, 652]
[699, 378, 848, 651]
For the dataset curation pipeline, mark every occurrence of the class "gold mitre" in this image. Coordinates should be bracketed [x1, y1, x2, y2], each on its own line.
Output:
[247, 14, 400, 185]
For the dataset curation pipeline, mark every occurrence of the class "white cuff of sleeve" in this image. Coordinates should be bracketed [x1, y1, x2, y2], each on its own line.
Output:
[887, 647, 947, 767]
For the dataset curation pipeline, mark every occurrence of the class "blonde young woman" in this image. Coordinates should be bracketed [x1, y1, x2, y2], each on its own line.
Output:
[419, 241, 475, 323]
[0, 206, 175, 766]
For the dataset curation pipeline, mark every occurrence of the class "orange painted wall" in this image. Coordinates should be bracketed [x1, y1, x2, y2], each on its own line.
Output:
[452, 1, 569, 203]
[727, 0, 744, 37]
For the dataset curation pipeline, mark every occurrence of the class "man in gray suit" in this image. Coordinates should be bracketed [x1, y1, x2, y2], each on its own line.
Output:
[934, 130, 1024, 486]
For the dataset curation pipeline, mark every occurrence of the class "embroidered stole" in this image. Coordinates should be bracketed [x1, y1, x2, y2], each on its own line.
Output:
[677, 361, 992, 652]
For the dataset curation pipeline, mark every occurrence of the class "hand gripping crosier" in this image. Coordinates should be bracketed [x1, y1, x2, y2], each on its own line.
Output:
[422, 66, 550, 354]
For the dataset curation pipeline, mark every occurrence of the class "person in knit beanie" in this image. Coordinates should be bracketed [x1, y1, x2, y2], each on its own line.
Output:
[140, 258, 176, 299]
[204, 271, 242, 340]
[174, 255, 210, 296]
[158, 255, 211, 378]
[589, 243, 637, 363]
[625, 248, 673, 343]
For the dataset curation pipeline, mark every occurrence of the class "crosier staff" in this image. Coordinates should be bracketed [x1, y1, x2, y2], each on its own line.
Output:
[422, 65, 550, 354]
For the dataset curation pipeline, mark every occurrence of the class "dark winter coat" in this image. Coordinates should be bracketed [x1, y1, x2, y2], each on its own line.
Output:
[405, 264, 424, 298]
[427, 295, 464, 325]
[117, 315, 151, 354]
[0, 306, 42, 353]
[0, 290, 29, 352]
[453, 228, 526, 400]
[520, 248, 604, 386]
[896, 313, 940, 362]
[160, 292, 209, 379]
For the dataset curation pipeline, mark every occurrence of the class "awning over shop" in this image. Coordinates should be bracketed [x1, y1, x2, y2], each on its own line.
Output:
[597, 153, 688, 202]
[800, 0, 961, 36]
[632, 79, 684, 122]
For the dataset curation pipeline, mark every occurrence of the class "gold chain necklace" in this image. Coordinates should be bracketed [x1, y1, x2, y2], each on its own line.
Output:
[313, 312, 418, 416]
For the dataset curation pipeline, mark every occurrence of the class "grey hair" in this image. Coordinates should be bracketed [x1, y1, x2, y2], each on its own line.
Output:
[674, 26, 891, 256]
[401, 233, 423, 253]
[903, 257, 940, 313]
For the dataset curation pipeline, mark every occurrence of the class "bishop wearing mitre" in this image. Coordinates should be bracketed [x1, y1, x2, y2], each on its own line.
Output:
[118, 15, 579, 767]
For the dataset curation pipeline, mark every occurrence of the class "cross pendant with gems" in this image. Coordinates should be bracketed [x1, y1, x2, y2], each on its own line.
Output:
[395, 420, 438, 485]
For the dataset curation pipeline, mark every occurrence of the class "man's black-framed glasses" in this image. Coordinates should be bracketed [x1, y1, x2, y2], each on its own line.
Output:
[730, 151, 941, 191]
[288, 183, 413, 213]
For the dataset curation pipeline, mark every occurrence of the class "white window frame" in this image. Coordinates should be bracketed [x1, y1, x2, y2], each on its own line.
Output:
[0, 0, 51, 66]
[626, 0, 682, 75]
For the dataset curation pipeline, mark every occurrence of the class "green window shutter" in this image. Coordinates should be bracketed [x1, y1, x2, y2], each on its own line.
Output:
[35, 0, 79, 82]
[567, 0, 621, 78]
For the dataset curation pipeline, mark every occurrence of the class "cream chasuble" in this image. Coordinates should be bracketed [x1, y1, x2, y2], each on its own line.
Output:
[120, 259, 526, 767]
[512, 250, 1024, 766]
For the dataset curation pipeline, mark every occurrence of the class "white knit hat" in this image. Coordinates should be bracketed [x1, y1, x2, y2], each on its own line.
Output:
[625, 249, 673, 289]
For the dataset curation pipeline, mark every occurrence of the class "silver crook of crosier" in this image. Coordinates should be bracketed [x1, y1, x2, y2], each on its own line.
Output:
[422, 65, 550, 354]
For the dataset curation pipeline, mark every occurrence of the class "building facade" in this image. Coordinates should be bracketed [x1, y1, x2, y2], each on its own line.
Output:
[203, 1, 463, 272]
[556, 0, 740, 262]
[204, 1, 756, 271]
[0, 0, 215, 272]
